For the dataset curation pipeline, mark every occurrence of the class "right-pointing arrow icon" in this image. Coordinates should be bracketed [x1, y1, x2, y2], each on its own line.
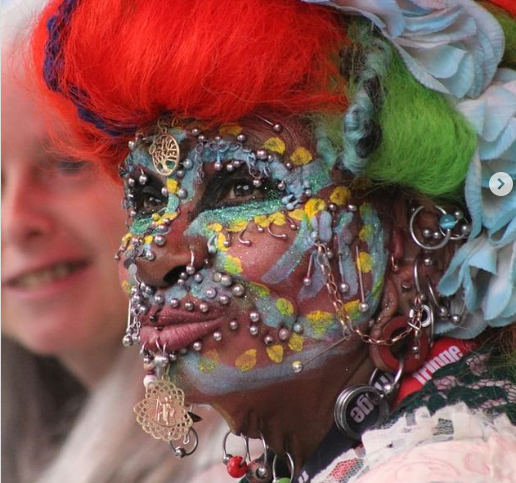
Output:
[498, 178, 505, 190]
[490, 172, 513, 197]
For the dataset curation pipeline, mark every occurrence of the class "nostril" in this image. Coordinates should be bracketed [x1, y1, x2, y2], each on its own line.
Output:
[164, 266, 188, 286]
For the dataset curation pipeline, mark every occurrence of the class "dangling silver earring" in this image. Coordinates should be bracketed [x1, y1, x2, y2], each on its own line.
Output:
[333, 359, 404, 440]
[272, 451, 295, 483]
[170, 427, 199, 458]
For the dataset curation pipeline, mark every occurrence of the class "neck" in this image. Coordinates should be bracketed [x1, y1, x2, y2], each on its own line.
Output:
[213, 342, 374, 474]
[59, 340, 121, 389]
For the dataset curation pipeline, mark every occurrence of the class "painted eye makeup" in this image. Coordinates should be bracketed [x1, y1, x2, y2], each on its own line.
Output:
[125, 170, 168, 218]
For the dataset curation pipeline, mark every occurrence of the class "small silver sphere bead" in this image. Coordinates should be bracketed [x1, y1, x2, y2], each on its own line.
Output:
[212, 272, 222, 282]
[233, 160, 242, 169]
[206, 288, 217, 299]
[303, 277, 312, 287]
[131, 333, 140, 344]
[328, 203, 337, 212]
[214, 162, 223, 171]
[451, 314, 462, 325]
[249, 325, 260, 336]
[139, 305, 149, 314]
[194, 273, 204, 283]
[186, 264, 196, 275]
[236, 134, 247, 143]
[223, 239, 231, 248]
[232, 284, 245, 297]
[138, 174, 148, 185]
[433, 231, 442, 240]
[454, 210, 464, 220]
[184, 301, 195, 311]
[197, 134, 206, 142]
[438, 306, 449, 318]
[157, 224, 169, 233]
[153, 294, 164, 305]
[293, 323, 304, 334]
[170, 298, 180, 308]
[199, 302, 209, 313]
[226, 164, 235, 172]
[263, 335, 274, 346]
[218, 295, 229, 305]
[278, 327, 290, 341]
[177, 188, 188, 199]
[154, 235, 166, 246]
[176, 169, 185, 178]
[132, 294, 142, 304]
[220, 274, 233, 287]
[253, 179, 262, 188]
[213, 331, 223, 342]
[214, 136, 222, 142]
[292, 361, 303, 373]
[285, 162, 293, 170]
[359, 302, 370, 313]
[277, 181, 286, 191]
[339, 283, 350, 293]
[146, 251, 156, 261]
[229, 320, 239, 330]
[153, 354, 169, 367]
[128, 140, 137, 151]
[175, 448, 186, 459]
[191, 128, 201, 136]
[273, 123, 283, 133]
[423, 257, 433, 266]
[422, 228, 433, 239]
[169, 352, 177, 362]
[256, 149, 268, 160]
[192, 341, 203, 352]
[326, 250, 334, 259]
[177, 279, 185, 286]
[161, 187, 169, 197]
[419, 293, 428, 302]
[122, 334, 133, 347]
[347, 204, 357, 212]
[183, 159, 193, 170]
[127, 177, 136, 187]
[249, 311, 261, 323]
[461, 224, 471, 236]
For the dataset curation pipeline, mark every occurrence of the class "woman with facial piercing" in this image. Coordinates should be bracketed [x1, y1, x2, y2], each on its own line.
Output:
[30, 0, 516, 481]
[2, 3, 226, 482]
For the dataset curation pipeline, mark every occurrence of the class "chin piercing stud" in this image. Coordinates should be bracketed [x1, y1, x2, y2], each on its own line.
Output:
[293, 323, 304, 334]
[232, 284, 245, 297]
[249, 311, 261, 323]
[213, 331, 223, 341]
[278, 327, 290, 341]
[199, 302, 209, 313]
[206, 288, 217, 299]
[220, 274, 233, 287]
[263, 335, 274, 345]
[170, 298, 180, 308]
[218, 295, 229, 305]
[192, 341, 203, 352]
[229, 320, 239, 330]
[249, 325, 260, 336]
[184, 301, 194, 311]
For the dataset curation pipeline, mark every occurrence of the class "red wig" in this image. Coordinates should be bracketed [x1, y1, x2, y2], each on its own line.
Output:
[485, 0, 516, 16]
[31, 0, 347, 176]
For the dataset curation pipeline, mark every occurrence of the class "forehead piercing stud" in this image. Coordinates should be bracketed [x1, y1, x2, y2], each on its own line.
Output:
[249, 311, 261, 323]
[192, 341, 203, 352]
[170, 298, 180, 308]
[256, 114, 283, 133]
[293, 323, 304, 334]
[249, 325, 260, 336]
[198, 134, 207, 142]
[232, 284, 245, 297]
[256, 149, 268, 160]
[236, 134, 247, 143]
[184, 301, 195, 311]
[303, 252, 314, 287]
[199, 302, 209, 313]
[206, 288, 217, 299]
[229, 320, 239, 330]
[213, 331, 223, 341]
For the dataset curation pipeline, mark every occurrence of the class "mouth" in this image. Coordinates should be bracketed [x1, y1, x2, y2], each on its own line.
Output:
[5, 260, 90, 290]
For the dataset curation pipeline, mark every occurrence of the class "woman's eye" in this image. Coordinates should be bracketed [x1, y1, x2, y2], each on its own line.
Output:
[226, 181, 261, 200]
[136, 187, 167, 216]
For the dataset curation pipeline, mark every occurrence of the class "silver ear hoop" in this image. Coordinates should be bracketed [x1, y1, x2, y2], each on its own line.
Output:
[170, 427, 199, 458]
[272, 451, 295, 483]
[410, 205, 451, 251]
[222, 431, 250, 464]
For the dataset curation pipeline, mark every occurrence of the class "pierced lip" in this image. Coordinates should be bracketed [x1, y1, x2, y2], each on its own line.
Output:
[140, 304, 227, 328]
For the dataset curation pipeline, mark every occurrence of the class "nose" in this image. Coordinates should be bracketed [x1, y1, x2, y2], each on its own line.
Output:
[1, 166, 54, 248]
[131, 233, 208, 288]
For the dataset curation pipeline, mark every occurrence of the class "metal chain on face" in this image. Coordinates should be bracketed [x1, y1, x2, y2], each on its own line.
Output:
[315, 242, 422, 346]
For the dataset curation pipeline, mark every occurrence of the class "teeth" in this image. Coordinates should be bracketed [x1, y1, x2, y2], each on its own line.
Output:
[14, 263, 77, 289]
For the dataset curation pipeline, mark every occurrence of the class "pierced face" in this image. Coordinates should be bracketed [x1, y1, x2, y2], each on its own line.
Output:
[118, 118, 389, 400]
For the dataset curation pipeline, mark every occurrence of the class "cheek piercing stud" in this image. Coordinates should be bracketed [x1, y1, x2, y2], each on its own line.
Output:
[220, 274, 233, 287]
[249, 325, 260, 336]
[249, 311, 261, 323]
[194, 273, 204, 283]
[213, 272, 222, 282]
[278, 327, 291, 341]
[218, 295, 229, 305]
[232, 284, 245, 297]
[293, 323, 304, 334]
[229, 320, 239, 330]
[263, 335, 274, 345]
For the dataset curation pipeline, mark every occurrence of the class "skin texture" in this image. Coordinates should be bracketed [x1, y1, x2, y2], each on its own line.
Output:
[1, 80, 129, 387]
[120, 117, 451, 468]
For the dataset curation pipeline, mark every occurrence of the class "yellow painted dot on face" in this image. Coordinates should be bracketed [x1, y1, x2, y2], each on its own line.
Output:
[288, 333, 304, 352]
[249, 283, 270, 298]
[216, 233, 229, 252]
[276, 298, 294, 316]
[154, 212, 178, 225]
[198, 349, 220, 373]
[227, 219, 248, 233]
[254, 215, 269, 228]
[167, 178, 179, 194]
[208, 223, 223, 233]
[224, 255, 243, 274]
[304, 198, 326, 220]
[290, 147, 313, 166]
[288, 209, 306, 222]
[357, 252, 372, 273]
[121, 280, 132, 294]
[268, 212, 286, 226]
[144, 235, 154, 245]
[344, 300, 360, 320]
[235, 349, 257, 372]
[263, 137, 286, 154]
[330, 186, 351, 206]
[359, 225, 373, 242]
[219, 123, 243, 136]
[266, 345, 284, 363]
[307, 311, 334, 337]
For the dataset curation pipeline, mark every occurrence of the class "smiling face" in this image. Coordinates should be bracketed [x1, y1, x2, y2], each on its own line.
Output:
[1, 81, 128, 359]
[120, 116, 390, 401]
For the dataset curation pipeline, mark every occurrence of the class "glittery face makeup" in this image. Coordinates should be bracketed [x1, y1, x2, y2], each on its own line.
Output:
[118, 118, 389, 399]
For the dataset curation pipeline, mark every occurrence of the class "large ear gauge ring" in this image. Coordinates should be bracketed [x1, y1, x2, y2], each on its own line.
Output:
[333, 358, 404, 441]
[272, 452, 295, 483]
[222, 432, 250, 479]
